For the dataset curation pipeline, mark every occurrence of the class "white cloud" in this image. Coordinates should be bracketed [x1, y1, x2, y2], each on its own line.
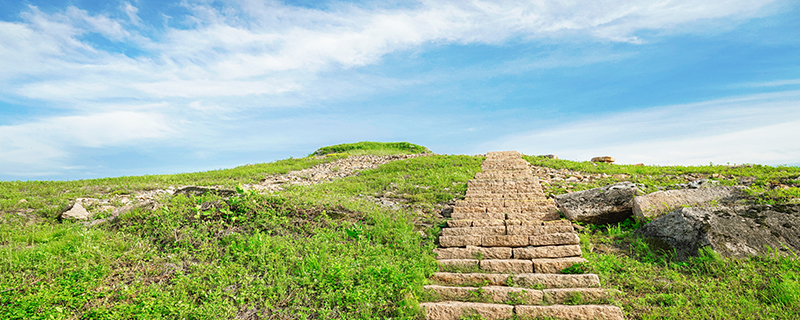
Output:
[122, 2, 142, 26]
[482, 90, 800, 165]
[0, 0, 788, 178]
[0, 111, 175, 177]
[0, 0, 780, 102]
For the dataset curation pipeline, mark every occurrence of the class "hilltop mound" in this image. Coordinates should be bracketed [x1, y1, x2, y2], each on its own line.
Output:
[1, 143, 798, 319]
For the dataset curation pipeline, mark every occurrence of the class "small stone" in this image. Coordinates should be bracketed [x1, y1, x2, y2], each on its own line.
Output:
[591, 156, 615, 163]
[61, 203, 91, 220]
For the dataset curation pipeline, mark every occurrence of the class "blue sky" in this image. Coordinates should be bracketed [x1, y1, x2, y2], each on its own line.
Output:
[1, 0, 799, 181]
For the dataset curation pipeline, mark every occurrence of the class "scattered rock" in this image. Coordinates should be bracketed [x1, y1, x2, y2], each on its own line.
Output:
[83, 205, 134, 227]
[175, 186, 237, 197]
[636, 205, 800, 259]
[540, 154, 559, 159]
[555, 182, 642, 224]
[590, 156, 615, 163]
[18, 199, 27, 203]
[61, 203, 91, 220]
[670, 179, 720, 189]
[249, 154, 425, 192]
[633, 186, 746, 220]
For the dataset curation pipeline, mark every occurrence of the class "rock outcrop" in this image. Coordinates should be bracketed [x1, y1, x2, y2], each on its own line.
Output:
[633, 186, 745, 220]
[636, 205, 800, 259]
[555, 182, 642, 224]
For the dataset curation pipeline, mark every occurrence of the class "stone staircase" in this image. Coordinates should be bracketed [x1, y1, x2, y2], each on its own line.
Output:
[421, 151, 624, 320]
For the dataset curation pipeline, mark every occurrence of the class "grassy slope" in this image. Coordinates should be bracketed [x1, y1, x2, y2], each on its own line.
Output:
[1, 144, 798, 319]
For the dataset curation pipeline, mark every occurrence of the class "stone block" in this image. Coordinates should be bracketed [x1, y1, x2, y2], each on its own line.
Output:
[421, 301, 514, 320]
[452, 206, 486, 214]
[447, 220, 473, 228]
[480, 259, 533, 273]
[529, 233, 581, 246]
[441, 226, 506, 236]
[438, 259, 479, 268]
[451, 212, 506, 220]
[543, 288, 612, 304]
[514, 305, 624, 320]
[439, 235, 482, 247]
[482, 235, 529, 247]
[513, 274, 601, 289]
[513, 245, 582, 259]
[434, 246, 512, 260]
[472, 219, 505, 227]
[429, 272, 510, 286]
[507, 225, 574, 236]
[532, 257, 587, 274]
[423, 285, 542, 304]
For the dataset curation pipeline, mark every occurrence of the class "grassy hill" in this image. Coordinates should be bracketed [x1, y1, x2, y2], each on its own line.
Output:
[1, 142, 798, 319]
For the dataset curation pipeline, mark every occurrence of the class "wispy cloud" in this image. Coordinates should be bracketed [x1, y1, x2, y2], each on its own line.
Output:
[0, 111, 175, 177]
[481, 90, 800, 165]
[1, 0, 779, 103]
[0, 0, 787, 178]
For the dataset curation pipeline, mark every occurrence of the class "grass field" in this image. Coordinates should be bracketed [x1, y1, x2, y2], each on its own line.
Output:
[1, 142, 798, 319]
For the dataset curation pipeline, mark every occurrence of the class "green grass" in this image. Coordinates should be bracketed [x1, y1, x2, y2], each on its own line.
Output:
[1, 154, 352, 219]
[579, 221, 800, 319]
[2, 144, 800, 319]
[311, 141, 431, 157]
[523, 155, 800, 203]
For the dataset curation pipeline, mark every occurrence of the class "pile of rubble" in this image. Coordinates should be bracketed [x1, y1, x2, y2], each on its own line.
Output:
[248, 154, 426, 192]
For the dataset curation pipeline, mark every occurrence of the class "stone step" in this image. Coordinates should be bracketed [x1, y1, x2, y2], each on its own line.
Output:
[513, 244, 582, 259]
[431, 272, 601, 289]
[430, 272, 511, 287]
[543, 288, 617, 304]
[440, 226, 506, 237]
[423, 285, 542, 304]
[421, 302, 624, 320]
[434, 246, 512, 260]
[480, 259, 533, 273]
[437, 259, 533, 273]
[507, 224, 574, 235]
[446, 219, 572, 228]
[440, 234, 579, 248]
[437, 255, 587, 273]
[439, 235, 483, 247]
[514, 273, 601, 289]
[420, 301, 513, 320]
[450, 212, 506, 220]
[515, 304, 624, 320]
[529, 233, 581, 246]
[446, 219, 505, 228]
[533, 257, 587, 274]
[482, 235, 530, 247]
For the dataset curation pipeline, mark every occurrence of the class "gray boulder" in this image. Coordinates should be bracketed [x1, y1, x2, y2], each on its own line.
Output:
[636, 205, 800, 259]
[633, 186, 745, 220]
[555, 182, 642, 224]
